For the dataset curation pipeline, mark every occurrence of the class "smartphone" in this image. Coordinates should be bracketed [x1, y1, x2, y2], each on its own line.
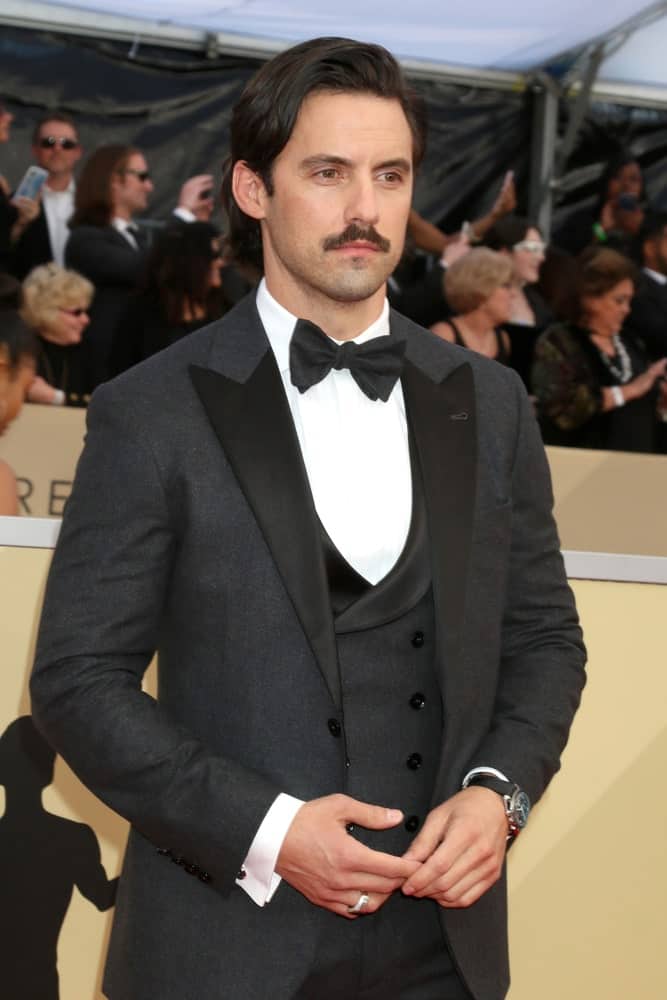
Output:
[14, 165, 48, 201]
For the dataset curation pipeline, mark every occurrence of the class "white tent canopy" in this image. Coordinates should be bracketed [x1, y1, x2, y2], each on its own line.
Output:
[2, 0, 667, 97]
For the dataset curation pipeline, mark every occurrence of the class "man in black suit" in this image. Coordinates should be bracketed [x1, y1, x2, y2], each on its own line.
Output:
[31, 37, 586, 1000]
[11, 112, 82, 280]
[65, 145, 216, 390]
[625, 210, 667, 360]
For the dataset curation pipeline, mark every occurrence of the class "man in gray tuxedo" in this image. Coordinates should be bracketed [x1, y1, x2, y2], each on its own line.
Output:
[31, 37, 586, 1000]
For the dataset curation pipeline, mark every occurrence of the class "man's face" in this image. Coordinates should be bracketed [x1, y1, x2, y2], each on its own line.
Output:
[241, 92, 414, 315]
[33, 119, 81, 180]
[111, 153, 153, 218]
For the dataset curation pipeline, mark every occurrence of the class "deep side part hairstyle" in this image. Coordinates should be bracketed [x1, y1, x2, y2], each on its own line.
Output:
[221, 36, 427, 270]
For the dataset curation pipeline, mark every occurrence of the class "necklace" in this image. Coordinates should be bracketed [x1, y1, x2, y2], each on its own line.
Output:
[593, 334, 633, 383]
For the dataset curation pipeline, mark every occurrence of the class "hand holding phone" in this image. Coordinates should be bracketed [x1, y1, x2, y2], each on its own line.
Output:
[14, 165, 48, 201]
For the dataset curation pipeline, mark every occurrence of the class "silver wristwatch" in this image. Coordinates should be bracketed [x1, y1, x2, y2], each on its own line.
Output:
[462, 767, 531, 839]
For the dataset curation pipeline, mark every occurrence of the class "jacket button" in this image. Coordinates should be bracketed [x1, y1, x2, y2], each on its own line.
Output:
[411, 631, 425, 648]
[406, 752, 423, 771]
[171, 854, 186, 866]
[156, 847, 171, 857]
[237, 867, 247, 881]
[198, 870, 212, 883]
[346, 823, 355, 834]
[327, 718, 342, 738]
[185, 863, 199, 876]
[409, 692, 425, 710]
[405, 815, 420, 832]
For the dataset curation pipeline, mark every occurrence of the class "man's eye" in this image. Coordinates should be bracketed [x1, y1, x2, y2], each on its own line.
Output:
[379, 171, 402, 184]
[316, 168, 339, 180]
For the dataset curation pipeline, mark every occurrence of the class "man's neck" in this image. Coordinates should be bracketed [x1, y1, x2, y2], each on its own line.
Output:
[45, 172, 73, 193]
[113, 207, 133, 222]
[263, 277, 386, 341]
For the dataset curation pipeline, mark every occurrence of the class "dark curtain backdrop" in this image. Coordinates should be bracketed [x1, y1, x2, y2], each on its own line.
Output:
[2, 25, 666, 236]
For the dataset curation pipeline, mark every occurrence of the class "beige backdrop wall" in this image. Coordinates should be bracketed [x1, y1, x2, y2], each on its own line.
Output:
[1, 535, 665, 999]
[2, 405, 667, 554]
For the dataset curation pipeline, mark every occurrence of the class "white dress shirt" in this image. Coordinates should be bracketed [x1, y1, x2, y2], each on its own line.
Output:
[236, 279, 412, 905]
[112, 216, 140, 249]
[42, 179, 75, 267]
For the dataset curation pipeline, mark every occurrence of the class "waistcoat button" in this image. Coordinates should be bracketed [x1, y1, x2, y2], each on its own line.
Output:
[411, 631, 425, 648]
[327, 718, 342, 738]
[406, 752, 423, 770]
[409, 692, 426, 710]
[405, 815, 420, 832]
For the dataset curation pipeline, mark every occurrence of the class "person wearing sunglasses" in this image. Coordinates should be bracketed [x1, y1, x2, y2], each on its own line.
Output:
[484, 215, 554, 389]
[11, 112, 82, 280]
[65, 144, 215, 391]
[21, 262, 94, 407]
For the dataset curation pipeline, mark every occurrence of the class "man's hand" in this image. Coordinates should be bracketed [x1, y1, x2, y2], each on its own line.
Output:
[10, 195, 40, 238]
[401, 787, 508, 908]
[275, 793, 421, 919]
[177, 174, 215, 221]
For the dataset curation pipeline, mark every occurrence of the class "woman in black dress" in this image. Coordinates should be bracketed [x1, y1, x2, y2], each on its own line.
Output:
[431, 248, 512, 364]
[532, 248, 667, 452]
[484, 215, 553, 387]
[110, 221, 227, 376]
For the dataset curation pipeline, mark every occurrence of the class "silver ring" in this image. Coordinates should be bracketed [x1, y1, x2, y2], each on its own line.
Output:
[347, 892, 370, 914]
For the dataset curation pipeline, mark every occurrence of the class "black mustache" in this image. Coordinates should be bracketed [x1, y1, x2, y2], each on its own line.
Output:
[323, 224, 390, 253]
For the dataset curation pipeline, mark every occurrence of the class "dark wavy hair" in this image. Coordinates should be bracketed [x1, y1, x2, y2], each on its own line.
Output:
[221, 36, 427, 271]
[484, 215, 540, 251]
[0, 309, 38, 371]
[561, 246, 638, 325]
[69, 144, 138, 228]
[140, 222, 224, 325]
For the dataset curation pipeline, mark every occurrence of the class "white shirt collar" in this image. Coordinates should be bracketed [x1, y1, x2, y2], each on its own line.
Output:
[643, 266, 667, 286]
[255, 277, 390, 376]
[43, 177, 75, 198]
[112, 216, 135, 234]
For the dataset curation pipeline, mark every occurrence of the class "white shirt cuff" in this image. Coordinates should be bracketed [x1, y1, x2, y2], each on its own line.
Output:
[235, 793, 304, 906]
[172, 206, 196, 223]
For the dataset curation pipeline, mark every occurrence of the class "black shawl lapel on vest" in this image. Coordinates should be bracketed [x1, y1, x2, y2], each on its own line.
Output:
[188, 297, 341, 708]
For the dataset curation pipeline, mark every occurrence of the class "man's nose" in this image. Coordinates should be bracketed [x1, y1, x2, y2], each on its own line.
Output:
[344, 177, 380, 225]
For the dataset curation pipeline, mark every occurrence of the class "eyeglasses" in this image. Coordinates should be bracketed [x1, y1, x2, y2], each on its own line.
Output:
[122, 168, 151, 182]
[513, 239, 546, 254]
[59, 307, 88, 317]
[39, 136, 79, 150]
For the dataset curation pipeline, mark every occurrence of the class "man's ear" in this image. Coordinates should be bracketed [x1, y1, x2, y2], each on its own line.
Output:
[232, 160, 268, 221]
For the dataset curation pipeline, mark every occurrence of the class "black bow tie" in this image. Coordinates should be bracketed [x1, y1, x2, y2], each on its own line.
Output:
[289, 318, 406, 402]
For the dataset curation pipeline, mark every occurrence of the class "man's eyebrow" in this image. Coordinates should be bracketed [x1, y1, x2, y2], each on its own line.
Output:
[299, 155, 412, 172]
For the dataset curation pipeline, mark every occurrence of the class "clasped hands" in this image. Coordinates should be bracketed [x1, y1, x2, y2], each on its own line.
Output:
[275, 788, 508, 920]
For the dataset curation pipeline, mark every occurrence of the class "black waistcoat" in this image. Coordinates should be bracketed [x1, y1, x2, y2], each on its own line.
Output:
[320, 453, 443, 856]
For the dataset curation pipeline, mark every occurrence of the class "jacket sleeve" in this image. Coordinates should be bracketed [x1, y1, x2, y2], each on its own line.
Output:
[465, 375, 587, 805]
[30, 381, 281, 894]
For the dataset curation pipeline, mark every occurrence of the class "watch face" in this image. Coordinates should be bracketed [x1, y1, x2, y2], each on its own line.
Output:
[510, 789, 531, 828]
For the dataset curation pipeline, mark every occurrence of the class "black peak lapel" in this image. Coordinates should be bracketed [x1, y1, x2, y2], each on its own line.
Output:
[189, 346, 341, 709]
[401, 357, 477, 689]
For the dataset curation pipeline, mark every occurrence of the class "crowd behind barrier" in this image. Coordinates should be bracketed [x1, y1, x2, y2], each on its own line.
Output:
[1, 101, 667, 516]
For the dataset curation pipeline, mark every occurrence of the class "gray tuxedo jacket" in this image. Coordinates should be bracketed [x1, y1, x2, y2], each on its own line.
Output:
[30, 294, 586, 1000]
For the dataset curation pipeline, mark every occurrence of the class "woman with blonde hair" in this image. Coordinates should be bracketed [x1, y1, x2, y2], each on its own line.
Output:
[22, 263, 93, 406]
[431, 248, 513, 363]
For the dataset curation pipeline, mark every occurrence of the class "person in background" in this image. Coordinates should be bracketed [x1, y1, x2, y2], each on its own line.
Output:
[110, 222, 227, 375]
[532, 247, 667, 452]
[431, 248, 513, 363]
[0, 309, 38, 514]
[0, 101, 40, 273]
[624, 210, 667, 361]
[66, 144, 214, 390]
[554, 152, 645, 259]
[484, 215, 553, 387]
[21, 263, 93, 407]
[11, 112, 82, 279]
